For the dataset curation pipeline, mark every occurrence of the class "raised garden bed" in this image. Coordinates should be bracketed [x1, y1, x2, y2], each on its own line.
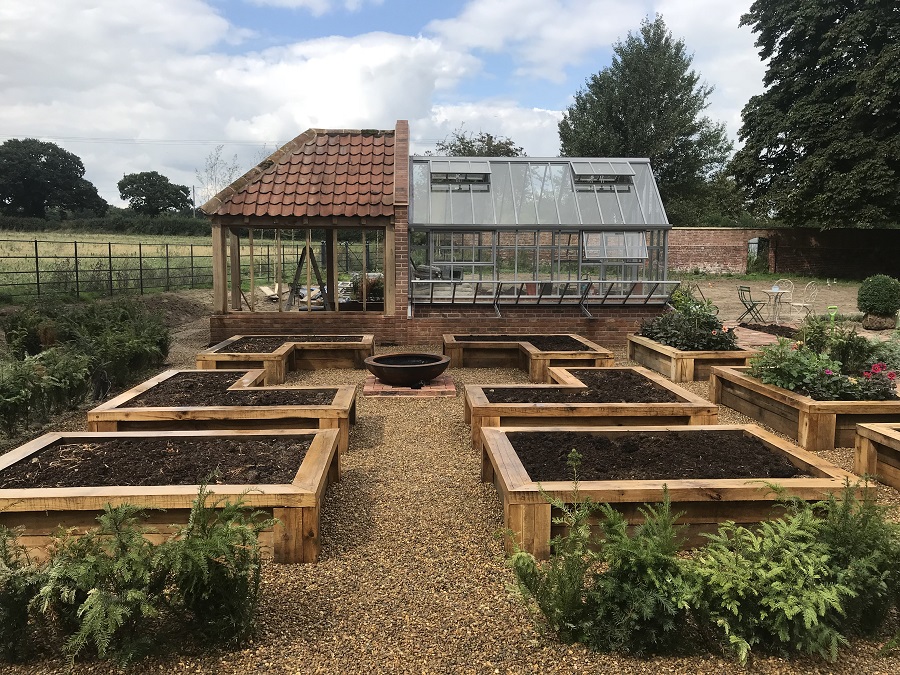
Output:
[626, 333, 757, 382]
[464, 366, 717, 450]
[854, 423, 900, 488]
[195, 334, 375, 385]
[481, 424, 859, 558]
[0, 428, 340, 563]
[709, 366, 900, 452]
[443, 333, 614, 382]
[87, 369, 357, 453]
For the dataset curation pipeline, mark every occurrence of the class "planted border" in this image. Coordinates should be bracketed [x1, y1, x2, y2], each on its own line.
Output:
[709, 366, 900, 452]
[481, 424, 859, 559]
[86, 369, 356, 453]
[626, 333, 756, 382]
[195, 334, 375, 385]
[443, 333, 614, 383]
[0, 428, 340, 563]
[464, 366, 718, 450]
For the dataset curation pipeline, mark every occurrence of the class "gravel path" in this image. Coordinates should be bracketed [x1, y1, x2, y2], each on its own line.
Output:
[4, 308, 900, 672]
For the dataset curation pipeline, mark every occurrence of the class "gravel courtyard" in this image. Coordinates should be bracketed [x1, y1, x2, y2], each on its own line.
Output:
[5, 279, 900, 674]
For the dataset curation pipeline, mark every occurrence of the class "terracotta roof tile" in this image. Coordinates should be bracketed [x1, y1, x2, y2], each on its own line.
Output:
[203, 125, 398, 219]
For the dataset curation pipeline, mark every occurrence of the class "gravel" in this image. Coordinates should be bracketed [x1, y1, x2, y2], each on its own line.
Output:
[4, 307, 900, 673]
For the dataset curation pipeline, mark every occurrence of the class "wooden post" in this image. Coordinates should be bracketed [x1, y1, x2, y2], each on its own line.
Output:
[275, 228, 282, 312]
[306, 229, 312, 312]
[361, 229, 367, 311]
[854, 435, 878, 477]
[212, 223, 228, 314]
[229, 229, 241, 310]
[249, 229, 255, 312]
[326, 229, 338, 312]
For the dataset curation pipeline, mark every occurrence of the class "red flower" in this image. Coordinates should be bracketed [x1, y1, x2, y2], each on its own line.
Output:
[872, 362, 885, 374]
[889, 372, 897, 381]
[864, 371, 872, 379]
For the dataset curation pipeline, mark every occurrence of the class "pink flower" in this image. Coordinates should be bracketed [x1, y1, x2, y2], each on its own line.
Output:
[872, 362, 885, 374]
[824, 369, 833, 375]
[889, 372, 897, 381]
[864, 371, 872, 379]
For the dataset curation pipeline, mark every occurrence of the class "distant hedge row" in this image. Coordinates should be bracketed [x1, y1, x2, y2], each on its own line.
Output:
[0, 214, 210, 237]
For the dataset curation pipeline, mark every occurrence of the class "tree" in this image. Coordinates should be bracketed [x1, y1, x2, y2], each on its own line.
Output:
[731, 1, 900, 228]
[195, 145, 243, 207]
[557, 15, 733, 226]
[429, 126, 526, 157]
[117, 171, 191, 217]
[0, 139, 108, 218]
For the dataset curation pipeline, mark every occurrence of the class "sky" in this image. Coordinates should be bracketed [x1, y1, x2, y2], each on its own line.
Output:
[0, 0, 767, 207]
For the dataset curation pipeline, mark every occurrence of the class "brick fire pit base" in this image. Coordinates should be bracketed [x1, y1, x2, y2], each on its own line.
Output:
[363, 374, 456, 398]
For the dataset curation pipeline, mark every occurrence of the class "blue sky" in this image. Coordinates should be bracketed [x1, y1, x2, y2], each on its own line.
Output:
[0, 0, 766, 205]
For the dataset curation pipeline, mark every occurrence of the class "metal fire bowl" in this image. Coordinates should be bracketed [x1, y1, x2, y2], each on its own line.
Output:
[364, 353, 451, 387]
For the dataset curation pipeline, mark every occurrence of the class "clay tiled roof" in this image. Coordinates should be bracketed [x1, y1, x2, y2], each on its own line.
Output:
[201, 126, 396, 219]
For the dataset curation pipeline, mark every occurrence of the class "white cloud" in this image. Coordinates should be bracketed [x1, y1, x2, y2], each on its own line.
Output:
[247, 0, 383, 16]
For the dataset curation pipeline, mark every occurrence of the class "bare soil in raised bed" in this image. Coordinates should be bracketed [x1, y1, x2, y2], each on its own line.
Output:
[738, 323, 798, 338]
[224, 335, 365, 353]
[508, 429, 804, 481]
[455, 334, 593, 351]
[484, 369, 679, 403]
[129, 372, 337, 406]
[0, 436, 310, 488]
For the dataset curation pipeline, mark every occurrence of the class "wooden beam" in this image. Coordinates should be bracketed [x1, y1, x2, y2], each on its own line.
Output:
[229, 229, 241, 311]
[325, 229, 338, 312]
[384, 224, 395, 316]
[212, 223, 228, 314]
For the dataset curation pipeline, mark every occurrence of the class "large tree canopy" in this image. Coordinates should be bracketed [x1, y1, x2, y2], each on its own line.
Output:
[429, 126, 525, 157]
[558, 15, 733, 226]
[118, 171, 191, 217]
[732, 0, 900, 228]
[0, 139, 107, 217]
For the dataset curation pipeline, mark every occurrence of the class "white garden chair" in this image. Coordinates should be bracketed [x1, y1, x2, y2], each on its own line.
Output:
[790, 281, 818, 318]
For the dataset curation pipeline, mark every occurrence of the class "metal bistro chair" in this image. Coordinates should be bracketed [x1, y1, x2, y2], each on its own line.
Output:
[738, 285, 767, 323]
[790, 281, 819, 318]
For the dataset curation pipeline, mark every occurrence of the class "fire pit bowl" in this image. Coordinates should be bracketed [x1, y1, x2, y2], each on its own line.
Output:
[364, 353, 451, 387]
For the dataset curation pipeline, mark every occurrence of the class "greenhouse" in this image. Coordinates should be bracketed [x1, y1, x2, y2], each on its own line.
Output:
[408, 156, 677, 315]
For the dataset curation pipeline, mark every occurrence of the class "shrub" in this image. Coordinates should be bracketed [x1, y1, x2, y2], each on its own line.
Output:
[37, 504, 167, 664]
[687, 510, 852, 664]
[808, 484, 900, 636]
[582, 496, 691, 655]
[857, 274, 900, 317]
[508, 450, 595, 643]
[639, 300, 737, 351]
[0, 357, 44, 435]
[0, 526, 44, 662]
[155, 484, 275, 644]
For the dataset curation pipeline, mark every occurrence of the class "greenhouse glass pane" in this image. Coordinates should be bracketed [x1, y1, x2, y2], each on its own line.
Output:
[576, 190, 602, 224]
[633, 163, 667, 223]
[491, 162, 517, 224]
[411, 162, 431, 224]
[618, 187, 645, 224]
[555, 165, 579, 223]
[430, 160, 450, 173]
[532, 164, 560, 224]
[597, 189, 624, 224]
[450, 190, 474, 225]
[430, 189, 451, 223]
[510, 163, 537, 224]
[472, 189, 494, 224]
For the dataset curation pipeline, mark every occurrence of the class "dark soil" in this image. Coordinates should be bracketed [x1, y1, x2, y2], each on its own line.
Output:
[129, 372, 337, 407]
[0, 436, 311, 488]
[484, 369, 680, 403]
[455, 334, 593, 351]
[224, 335, 364, 353]
[508, 429, 804, 481]
[739, 323, 798, 338]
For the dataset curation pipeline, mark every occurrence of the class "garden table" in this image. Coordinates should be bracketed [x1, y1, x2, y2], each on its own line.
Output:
[763, 287, 787, 323]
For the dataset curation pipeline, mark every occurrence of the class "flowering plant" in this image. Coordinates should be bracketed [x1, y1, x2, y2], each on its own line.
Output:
[749, 340, 898, 401]
[639, 300, 738, 351]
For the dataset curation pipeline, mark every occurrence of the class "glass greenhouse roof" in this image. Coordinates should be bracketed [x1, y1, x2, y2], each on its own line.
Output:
[410, 157, 669, 229]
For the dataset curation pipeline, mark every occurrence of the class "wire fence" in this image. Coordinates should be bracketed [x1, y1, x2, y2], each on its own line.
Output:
[0, 238, 384, 302]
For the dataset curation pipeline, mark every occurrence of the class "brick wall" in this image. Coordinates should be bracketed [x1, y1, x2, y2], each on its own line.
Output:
[209, 305, 662, 348]
[668, 228, 900, 279]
